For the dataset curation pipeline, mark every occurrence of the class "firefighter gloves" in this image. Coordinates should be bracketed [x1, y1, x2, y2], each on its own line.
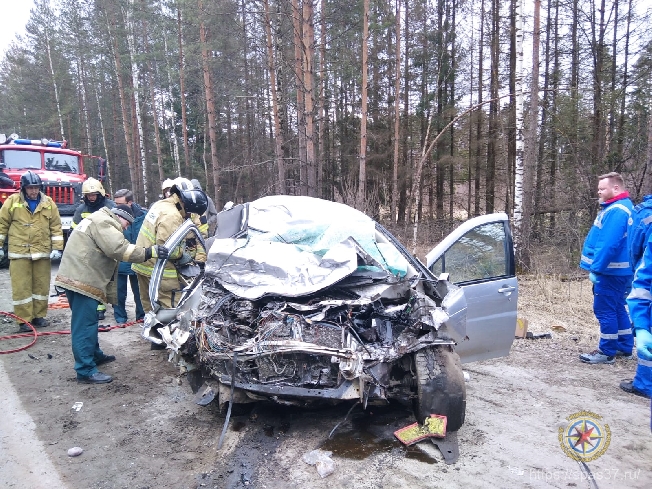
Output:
[50, 250, 62, 260]
[147, 245, 169, 261]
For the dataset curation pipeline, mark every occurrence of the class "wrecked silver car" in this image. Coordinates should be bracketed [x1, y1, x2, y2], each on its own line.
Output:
[143, 196, 517, 432]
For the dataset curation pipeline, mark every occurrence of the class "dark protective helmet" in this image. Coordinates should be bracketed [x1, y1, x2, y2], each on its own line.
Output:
[20, 171, 44, 192]
[171, 178, 208, 215]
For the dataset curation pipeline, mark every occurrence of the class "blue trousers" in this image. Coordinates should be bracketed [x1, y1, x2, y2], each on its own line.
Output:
[113, 273, 145, 324]
[633, 357, 652, 397]
[593, 275, 634, 356]
[66, 290, 106, 378]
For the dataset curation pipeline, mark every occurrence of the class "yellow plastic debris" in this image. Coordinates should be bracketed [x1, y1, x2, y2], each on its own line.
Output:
[393, 414, 447, 445]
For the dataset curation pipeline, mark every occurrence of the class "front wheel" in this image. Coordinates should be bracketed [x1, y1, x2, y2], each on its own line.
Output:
[413, 346, 466, 432]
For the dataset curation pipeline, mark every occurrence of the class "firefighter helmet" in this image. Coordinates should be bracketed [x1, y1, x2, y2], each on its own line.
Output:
[171, 177, 208, 215]
[82, 177, 106, 196]
[20, 171, 44, 192]
[161, 178, 175, 192]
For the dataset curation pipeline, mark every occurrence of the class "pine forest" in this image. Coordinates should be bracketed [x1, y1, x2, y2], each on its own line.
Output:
[1, 0, 652, 271]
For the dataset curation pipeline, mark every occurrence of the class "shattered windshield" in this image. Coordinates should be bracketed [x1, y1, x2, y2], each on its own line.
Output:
[207, 196, 409, 299]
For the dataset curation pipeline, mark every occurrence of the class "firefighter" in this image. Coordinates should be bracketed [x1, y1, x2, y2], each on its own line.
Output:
[161, 178, 175, 198]
[0, 163, 14, 188]
[54, 205, 168, 384]
[72, 177, 115, 320]
[0, 171, 64, 332]
[132, 178, 208, 313]
[190, 179, 217, 236]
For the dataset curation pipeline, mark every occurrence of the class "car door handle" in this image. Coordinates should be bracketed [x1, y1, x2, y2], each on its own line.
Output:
[498, 285, 516, 296]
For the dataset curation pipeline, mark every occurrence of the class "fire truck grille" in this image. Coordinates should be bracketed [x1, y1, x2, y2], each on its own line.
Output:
[45, 185, 75, 204]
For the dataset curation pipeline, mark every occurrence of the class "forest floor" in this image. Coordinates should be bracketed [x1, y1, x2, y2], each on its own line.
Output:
[0, 267, 650, 489]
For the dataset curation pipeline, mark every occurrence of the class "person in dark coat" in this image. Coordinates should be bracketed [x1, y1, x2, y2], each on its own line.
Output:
[112, 189, 147, 324]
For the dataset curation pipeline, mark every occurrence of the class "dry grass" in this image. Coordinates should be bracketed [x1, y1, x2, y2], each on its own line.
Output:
[517, 274, 602, 349]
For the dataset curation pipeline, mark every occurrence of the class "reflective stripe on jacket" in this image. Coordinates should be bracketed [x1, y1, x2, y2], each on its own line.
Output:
[131, 195, 185, 278]
[627, 234, 652, 333]
[54, 207, 150, 304]
[0, 192, 63, 259]
[628, 194, 652, 269]
[71, 198, 115, 228]
[580, 194, 633, 276]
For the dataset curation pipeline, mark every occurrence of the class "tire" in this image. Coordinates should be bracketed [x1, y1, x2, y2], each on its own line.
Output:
[0, 242, 7, 269]
[413, 346, 466, 432]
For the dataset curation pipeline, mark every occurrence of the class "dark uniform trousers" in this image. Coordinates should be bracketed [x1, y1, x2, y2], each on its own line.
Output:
[65, 290, 107, 378]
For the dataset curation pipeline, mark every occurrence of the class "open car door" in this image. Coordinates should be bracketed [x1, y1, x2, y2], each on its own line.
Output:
[426, 213, 517, 363]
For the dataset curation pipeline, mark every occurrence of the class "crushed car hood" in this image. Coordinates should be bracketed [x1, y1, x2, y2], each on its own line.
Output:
[205, 196, 409, 299]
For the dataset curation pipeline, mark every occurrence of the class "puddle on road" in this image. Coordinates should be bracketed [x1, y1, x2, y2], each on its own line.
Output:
[320, 413, 438, 464]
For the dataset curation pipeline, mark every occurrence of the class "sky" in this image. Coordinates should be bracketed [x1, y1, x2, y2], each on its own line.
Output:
[0, 0, 35, 59]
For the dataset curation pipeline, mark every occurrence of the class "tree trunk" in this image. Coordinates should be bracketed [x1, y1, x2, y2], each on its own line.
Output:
[178, 6, 191, 176]
[292, 0, 307, 195]
[474, 0, 485, 217]
[357, 0, 369, 210]
[507, 0, 517, 216]
[263, 0, 286, 194]
[106, 11, 137, 195]
[391, 0, 401, 224]
[125, 0, 148, 204]
[513, 0, 525, 261]
[517, 0, 539, 270]
[160, 0, 180, 177]
[485, 0, 499, 213]
[302, 0, 317, 196]
[199, 0, 221, 207]
[44, 24, 65, 140]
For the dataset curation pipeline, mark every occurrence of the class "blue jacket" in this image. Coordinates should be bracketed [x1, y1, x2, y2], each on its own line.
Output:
[627, 232, 652, 333]
[118, 205, 146, 275]
[627, 194, 652, 269]
[580, 193, 633, 276]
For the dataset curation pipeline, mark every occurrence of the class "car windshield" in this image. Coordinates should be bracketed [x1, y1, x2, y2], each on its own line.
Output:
[207, 196, 410, 299]
[45, 152, 80, 173]
[1, 149, 41, 170]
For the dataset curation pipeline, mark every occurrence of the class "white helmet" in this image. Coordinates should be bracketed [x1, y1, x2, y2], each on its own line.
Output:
[82, 177, 106, 196]
[161, 178, 175, 192]
[171, 177, 194, 192]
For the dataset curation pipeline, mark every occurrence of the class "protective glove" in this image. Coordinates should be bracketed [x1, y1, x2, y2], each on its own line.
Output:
[0, 248, 4, 261]
[588, 272, 599, 284]
[50, 250, 62, 260]
[154, 245, 169, 260]
[146, 245, 169, 260]
[635, 329, 652, 361]
[176, 251, 193, 266]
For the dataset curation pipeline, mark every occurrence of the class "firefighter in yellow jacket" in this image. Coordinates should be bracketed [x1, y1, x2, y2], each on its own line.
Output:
[132, 178, 208, 312]
[0, 171, 64, 332]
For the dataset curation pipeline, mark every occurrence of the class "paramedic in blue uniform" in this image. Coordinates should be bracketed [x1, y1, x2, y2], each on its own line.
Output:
[579, 172, 634, 364]
[623, 193, 652, 398]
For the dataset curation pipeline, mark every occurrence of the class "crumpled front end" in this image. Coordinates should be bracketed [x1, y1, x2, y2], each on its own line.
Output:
[147, 196, 467, 408]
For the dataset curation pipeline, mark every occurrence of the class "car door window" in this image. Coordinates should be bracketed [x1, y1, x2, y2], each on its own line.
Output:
[430, 222, 509, 284]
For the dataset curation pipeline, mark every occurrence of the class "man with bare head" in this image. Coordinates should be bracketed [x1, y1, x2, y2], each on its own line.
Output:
[579, 172, 634, 364]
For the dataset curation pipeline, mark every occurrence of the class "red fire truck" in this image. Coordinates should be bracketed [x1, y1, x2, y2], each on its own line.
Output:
[0, 133, 96, 266]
